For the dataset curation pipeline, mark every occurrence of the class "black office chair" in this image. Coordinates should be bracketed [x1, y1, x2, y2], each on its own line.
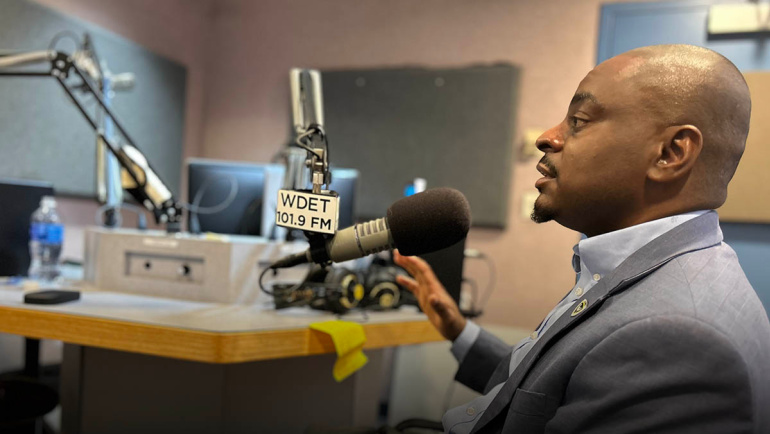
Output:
[306, 418, 442, 434]
[394, 419, 443, 432]
[0, 180, 61, 432]
[0, 339, 60, 434]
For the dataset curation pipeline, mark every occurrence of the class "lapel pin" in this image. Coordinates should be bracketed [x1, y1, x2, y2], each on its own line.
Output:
[571, 299, 588, 317]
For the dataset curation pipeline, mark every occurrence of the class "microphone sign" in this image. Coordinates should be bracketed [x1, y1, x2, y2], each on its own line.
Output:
[276, 190, 339, 235]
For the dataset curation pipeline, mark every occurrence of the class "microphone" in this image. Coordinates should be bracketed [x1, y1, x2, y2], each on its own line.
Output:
[290, 68, 324, 134]
[270, 188, 471, 269]
[72, 34, 101, 83]
[109, 72, 136, 91]
[288, 68, 330, 194]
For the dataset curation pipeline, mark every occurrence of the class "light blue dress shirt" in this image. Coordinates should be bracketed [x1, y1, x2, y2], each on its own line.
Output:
[442, 210, 708, 433]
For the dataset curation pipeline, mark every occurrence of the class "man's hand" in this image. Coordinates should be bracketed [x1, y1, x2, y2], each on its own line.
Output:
[394, 249, 467, 341]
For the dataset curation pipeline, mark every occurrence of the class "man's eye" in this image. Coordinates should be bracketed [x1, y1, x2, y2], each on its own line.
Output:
[569, 116, 588, 129]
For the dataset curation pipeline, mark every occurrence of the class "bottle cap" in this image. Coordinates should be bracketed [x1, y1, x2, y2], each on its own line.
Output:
[41, 196, 56, 208]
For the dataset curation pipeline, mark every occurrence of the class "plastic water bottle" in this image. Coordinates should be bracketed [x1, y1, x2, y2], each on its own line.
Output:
[28, 196, 63, 281]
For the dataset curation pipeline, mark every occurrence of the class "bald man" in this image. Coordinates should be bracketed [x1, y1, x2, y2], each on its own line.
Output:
[394, 45, 770, 434]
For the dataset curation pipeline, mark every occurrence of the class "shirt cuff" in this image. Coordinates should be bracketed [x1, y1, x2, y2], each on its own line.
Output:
[450, 320, 481, 364]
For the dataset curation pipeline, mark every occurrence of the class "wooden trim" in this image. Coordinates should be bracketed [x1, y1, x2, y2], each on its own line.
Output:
[0, 306, 442, 363]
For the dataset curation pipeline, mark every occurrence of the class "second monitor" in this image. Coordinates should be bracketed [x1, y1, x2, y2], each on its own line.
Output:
[187, 159, 359, 237]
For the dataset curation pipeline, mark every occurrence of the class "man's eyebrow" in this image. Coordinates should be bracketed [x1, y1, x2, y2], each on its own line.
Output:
[570, 92, 603, 109]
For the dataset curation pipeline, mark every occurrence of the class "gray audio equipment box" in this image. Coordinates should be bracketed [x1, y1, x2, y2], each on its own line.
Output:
[83, 228, 309, 304]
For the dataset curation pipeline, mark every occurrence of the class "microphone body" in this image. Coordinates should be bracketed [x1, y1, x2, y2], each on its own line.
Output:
[323, 217, 394, 263]
[271, 188, 470, 269]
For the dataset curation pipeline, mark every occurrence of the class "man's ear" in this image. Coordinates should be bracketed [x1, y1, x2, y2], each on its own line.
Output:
[648, 125, 703, 182]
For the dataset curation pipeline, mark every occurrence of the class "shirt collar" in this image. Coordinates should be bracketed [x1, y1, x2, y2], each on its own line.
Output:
[572, 210, 710, 279]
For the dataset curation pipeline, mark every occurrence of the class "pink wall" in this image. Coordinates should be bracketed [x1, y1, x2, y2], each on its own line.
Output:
[199, 0, 653, 328]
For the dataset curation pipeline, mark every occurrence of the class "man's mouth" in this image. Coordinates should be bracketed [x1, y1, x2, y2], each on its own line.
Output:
[536, 164, 554, 178]
[535, 157, 557, 190]
[536, 158, 557, 178]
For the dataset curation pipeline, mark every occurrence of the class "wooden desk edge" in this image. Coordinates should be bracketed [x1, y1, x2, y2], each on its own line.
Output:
[0, 305, 443, 363]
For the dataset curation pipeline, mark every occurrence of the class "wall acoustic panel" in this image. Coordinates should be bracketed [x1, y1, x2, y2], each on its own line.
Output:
[0, 0, 186, 198]
[322, 64, 519, 228]
[719, 72, 770, 223]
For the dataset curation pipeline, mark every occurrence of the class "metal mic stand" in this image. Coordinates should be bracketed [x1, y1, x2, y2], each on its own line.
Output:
[0, 50, 183, 231]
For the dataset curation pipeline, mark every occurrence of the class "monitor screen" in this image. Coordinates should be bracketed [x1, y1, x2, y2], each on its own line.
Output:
[0, 178, 55, 276]
[187, 159, 268, 236]
[329, 168, 359, 229]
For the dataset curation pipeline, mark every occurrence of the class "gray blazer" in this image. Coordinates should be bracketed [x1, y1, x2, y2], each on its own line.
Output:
[457, 212, 770, 434]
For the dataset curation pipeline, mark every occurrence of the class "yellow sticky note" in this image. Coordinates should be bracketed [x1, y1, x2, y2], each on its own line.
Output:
[310, 320, 368, 382]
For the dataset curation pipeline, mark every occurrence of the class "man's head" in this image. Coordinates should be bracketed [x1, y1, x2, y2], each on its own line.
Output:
[531, 44, 751, 237]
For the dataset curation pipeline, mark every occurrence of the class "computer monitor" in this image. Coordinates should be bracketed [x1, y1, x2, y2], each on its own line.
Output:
[188, 159, 359, 238]
[329, 168, 359, 229]
[0, 178, 55, 276]
[187, 159, 278, 236]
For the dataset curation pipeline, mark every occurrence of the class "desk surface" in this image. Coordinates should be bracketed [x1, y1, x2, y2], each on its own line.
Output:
[0, 285, 442, 363]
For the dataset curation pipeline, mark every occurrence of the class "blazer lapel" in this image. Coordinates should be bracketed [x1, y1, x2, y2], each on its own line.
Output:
[484, 352, 513, 394]
[469, 211, 723, 433]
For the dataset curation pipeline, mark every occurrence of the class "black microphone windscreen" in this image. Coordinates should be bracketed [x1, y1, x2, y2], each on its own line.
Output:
[387, 188, 471, 256]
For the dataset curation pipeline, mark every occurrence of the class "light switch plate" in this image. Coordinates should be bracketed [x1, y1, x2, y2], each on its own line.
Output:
[521, 128, 545, 158]
[521, 191, 539, 219]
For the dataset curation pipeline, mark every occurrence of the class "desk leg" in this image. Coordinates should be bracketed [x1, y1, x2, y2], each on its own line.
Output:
[60, 344, 83, 434]
[59, 344, 388, 434]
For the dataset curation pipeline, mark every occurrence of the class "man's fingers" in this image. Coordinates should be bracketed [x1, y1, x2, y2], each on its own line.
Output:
[394, 250, 420, 277]
[395, 275, 418, 293]
[395, 249, 440, 282]
[411, 255, 440, 282]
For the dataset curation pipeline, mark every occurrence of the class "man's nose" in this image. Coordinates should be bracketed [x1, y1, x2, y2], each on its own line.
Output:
[535, 124, 564, 153]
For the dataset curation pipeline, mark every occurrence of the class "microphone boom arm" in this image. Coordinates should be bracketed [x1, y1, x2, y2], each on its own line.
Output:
[290, 68, 331, 194]
[0, 50, 182, 231]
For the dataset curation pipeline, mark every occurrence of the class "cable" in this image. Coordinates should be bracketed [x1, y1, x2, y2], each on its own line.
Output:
[463, 249, 497, 315]
[184, 174, 238, 235]
[84, 33, 104, 82]
[48, 31, 80, 52]
[478, 255, 497, 311]
[462, 278, 479, 312]
[48, 31, 94, 109]
[183, 174, 239, 214]
[259, 266, 277, 296]
[292, 129, 323, 159]
[258, 262, 313, 297]
[119, 202, 149, 229]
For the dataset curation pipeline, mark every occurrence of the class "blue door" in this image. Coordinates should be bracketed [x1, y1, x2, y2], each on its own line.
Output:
[599, 0, 770, 311]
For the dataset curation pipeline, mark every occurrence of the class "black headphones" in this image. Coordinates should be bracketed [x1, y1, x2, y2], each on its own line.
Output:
[359, 257, 418, 310]
[272, 265, 365, 314]
[271, 257, 418, 314]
